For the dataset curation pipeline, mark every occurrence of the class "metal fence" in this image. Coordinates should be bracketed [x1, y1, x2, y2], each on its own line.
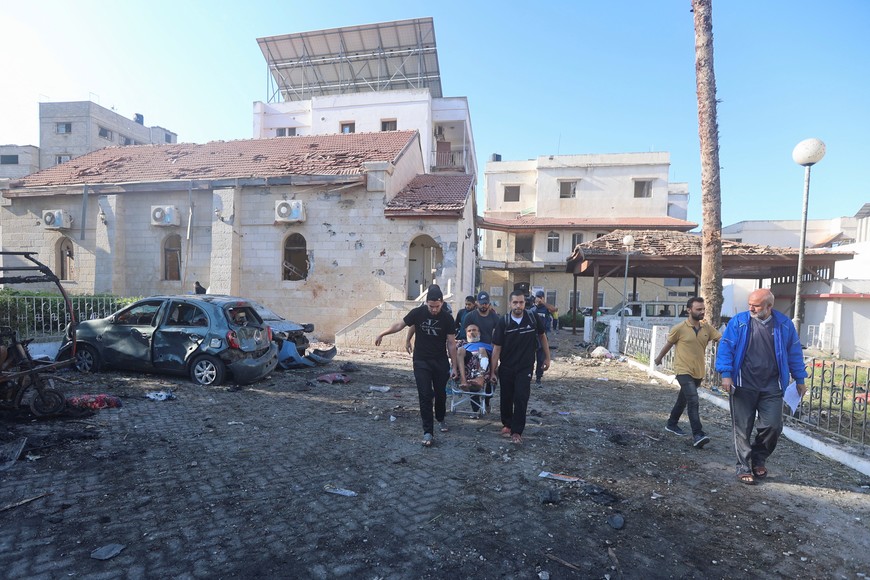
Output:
[626, 322, 869, 448]
[0, 295, 133, 342]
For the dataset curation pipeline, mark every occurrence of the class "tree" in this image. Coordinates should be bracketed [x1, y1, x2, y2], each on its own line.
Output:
[692, 0, 724, 328]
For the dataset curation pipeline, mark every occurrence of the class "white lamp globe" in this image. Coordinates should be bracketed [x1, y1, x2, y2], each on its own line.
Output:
[792, 138, 826, 167]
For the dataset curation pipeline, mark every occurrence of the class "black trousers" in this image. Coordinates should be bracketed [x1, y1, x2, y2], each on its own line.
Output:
[729, 386, 783, 474]
[413, 358, 449, 435]
[668, 374, 704, 437]
[498, 365, 533, 435]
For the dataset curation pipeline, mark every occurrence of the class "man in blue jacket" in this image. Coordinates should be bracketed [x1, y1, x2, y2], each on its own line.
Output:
[715, 289, 807, 485]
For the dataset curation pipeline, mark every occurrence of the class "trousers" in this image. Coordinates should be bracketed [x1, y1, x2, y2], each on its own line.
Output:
[498, 365, 533, 435]
[413, 358, 449, 435]
[668, 374, 704, 436]
[729, 386, 783, 474]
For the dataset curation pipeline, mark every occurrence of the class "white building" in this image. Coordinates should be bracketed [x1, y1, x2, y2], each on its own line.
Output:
[0, 145, 39, 179]
[478, 152, 696, 313]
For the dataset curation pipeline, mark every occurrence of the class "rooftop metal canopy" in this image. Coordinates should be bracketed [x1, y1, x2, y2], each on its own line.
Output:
[257, 17, 442, 103]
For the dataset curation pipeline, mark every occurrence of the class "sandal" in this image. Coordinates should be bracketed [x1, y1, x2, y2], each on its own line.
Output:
[500, 426, 511, 438]
[422, 433, 433, 447]
[511, 433, 523, 445]
[737, 472, 755, 485]
[752, 466, 768, 479]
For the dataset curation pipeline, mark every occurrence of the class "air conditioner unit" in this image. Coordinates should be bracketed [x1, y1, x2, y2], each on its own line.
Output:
[275, 200, 305, 223]
[42, 209, 72, 229]
[151, 205, 181, 226]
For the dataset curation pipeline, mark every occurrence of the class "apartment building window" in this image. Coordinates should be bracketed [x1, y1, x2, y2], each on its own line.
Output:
[547, 231, 560, 252]
[163, 234, 182, 281]
[634, 180, 653, 198]
[503, 185, 520, 202]
[56, 122, 72, 134]
[56, 155, 71, 165]
[98, 126, 113, 141]
[119, 135, 133, 146]
[164, 134, 172, 143]
[559, 180, 577, 199]
[546, 290, 557, 306]
[381, 119, 397, 131]
[568, 291, 581, 311]
[340, 122, 355, 134]
[571, 232, 584, 247]
[276, 127, 297, 137]
[496, 239, 502, 249]
[664, 277, 696, 287]
[283, 233, 309, 281]
[58, 237, 75, 281]
[0, 155, 19, 165]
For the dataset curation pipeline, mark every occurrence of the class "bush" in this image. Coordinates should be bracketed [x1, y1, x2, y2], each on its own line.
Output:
[558, 312, 585, 328]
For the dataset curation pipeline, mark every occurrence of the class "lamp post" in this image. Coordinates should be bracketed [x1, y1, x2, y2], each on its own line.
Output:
[791, 138, 826, 337]
[619, 233, 635, 353]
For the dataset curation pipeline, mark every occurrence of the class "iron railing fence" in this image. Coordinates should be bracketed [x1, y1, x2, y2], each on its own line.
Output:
[631, 322, 868, 448]
[0, 295, 136, 341]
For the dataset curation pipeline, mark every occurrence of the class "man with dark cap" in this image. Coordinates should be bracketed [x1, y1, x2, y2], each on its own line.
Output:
[531, 291, 556, 385]
[464, 291, 499, 345]
[375, 284, 459, 447]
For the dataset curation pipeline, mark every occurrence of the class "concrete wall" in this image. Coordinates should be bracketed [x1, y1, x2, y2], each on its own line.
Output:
[0, 145, 39, 179]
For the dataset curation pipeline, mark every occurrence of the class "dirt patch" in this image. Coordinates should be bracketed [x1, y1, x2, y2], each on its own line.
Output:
[1, 332, 869, 578]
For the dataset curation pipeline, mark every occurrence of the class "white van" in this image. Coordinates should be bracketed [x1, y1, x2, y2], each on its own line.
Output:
[596, 300, 687, 328]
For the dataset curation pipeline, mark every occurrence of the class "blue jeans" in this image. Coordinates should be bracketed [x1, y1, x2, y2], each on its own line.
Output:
[668, 374, 704, 436]
[412, 359, 449, 435]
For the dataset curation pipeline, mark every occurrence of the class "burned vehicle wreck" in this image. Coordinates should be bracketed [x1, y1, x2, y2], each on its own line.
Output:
[248, 300, 336, 368]
[57, 295, 278, 386]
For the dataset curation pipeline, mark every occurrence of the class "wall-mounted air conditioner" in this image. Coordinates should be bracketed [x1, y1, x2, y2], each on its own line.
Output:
[275, 200, 305, 223]
[42, 209, 72, 229]
[151, 205, 180, 226]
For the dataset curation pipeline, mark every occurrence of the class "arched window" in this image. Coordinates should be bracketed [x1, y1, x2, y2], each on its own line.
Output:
[283, 233, 308, 281]
[547, 231, 560, 253]
[57, 237, 75, 281]
[163, 234, 182, 281]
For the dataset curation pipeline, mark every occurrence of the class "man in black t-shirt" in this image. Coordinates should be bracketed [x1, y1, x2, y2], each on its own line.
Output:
[491, 290, 550, 445]
[376, 285, 459, 447]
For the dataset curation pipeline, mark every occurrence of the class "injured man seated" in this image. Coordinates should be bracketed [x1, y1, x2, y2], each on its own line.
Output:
[458, 323, 493, 391]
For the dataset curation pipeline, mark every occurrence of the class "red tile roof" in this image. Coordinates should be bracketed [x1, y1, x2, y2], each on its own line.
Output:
[478, 215, 697, 231]
[385, 174, 474, 217]
[15, 131, 419, 188]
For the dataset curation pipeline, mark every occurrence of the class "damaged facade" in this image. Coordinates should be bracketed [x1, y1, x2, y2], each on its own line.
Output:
[0, 131, 477, 341]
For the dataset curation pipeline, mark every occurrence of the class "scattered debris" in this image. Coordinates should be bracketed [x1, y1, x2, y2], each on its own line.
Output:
[340, 362, 361, 372]
[317, 373, 351, 384]
[145, 390, 176, 401]
[539, 471, 581, 482]
[0, 492, 50, 513]
[90, 543, 126, 560]
[539, 489, 562, 504]
[607, 514, 625, 529]
[67, 394, 123, 410]
[0, 437, 27, 471]
[369, 386, 390, 393]
[324, 485, 357, 497]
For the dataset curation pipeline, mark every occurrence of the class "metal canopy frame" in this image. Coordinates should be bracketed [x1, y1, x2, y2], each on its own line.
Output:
[258, 17, 442, 103]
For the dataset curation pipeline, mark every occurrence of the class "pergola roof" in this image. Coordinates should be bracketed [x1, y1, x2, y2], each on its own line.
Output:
[257, 18, 442, 102]
[565, 230, 854, 280]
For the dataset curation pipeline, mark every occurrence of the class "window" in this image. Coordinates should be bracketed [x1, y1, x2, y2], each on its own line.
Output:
[167, 302, 207, 326]
[119, 135, 133, 146]
[163, 234, 182, 281]
[56, 155, 71, 165]
[634, 180, 653, 198]
[276, 127, 296, 137]
[568, 291, 581, 311]
[164, 134, 172, 143]
[664, 277, 695, 287]
[546, 290, 557, 306]
[283, 233, 309, 281]
[340, 122, 355, 134]
[559, 180, 577, 199]
[503, 185, 520, 202]
[496, 239, 502, 249]
[381, 119, 397, 131]
[98, 126, 113, 141]
[58, 237, 75, 281]
[56, 123, 72, 134]
[547, 231, 560, 252]
[1, 155, 18, 165]
[571, 233, 584, 247]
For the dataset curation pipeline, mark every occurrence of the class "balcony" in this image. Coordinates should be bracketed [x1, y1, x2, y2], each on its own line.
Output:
[430, 147, 469, 174]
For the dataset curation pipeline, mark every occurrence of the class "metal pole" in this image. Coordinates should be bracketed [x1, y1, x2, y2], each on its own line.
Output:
[792, 165, 812, 336]
[620, 250, 630, 353]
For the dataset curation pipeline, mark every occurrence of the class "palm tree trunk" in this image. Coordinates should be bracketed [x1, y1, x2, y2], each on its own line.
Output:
[693, 0, 724, 328]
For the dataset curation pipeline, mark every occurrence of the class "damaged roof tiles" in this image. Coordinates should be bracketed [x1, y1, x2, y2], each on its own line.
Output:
[385, 174, 474, 217]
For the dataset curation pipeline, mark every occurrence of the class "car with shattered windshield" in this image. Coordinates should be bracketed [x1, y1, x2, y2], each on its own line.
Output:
[57, 295, 278, 386]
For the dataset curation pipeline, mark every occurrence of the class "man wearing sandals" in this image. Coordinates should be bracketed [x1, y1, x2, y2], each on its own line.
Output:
[490, 290, 550, 445]
[375, 284, 459, 447]
[715, 289, 807, 485]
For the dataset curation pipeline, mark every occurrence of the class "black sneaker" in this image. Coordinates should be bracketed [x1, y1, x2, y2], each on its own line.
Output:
[535, 377, 542, 386]
[693, 434, 711, 448]
[665, 424, 687, 436]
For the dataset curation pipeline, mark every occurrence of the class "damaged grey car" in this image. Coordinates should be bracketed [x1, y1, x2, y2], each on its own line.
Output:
[56, 295, 278, 386]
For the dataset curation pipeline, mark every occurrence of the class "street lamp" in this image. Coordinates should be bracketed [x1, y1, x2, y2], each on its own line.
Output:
[619, 233, 635, 353]
[791, 138, 826, 338]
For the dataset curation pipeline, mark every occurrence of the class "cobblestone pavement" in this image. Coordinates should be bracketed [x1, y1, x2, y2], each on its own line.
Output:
[2, 335, 869, 579]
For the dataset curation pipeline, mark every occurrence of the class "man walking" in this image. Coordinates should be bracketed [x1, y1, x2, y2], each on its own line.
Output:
[464, 291, 499, 344]
[375, 284, 459, 447]
[654, 297, 721, 449]
[454, 295, 476, 341]
[715, 289, 807, 484]
[491, 290, 550, 445]
[531, 290, 556, 385]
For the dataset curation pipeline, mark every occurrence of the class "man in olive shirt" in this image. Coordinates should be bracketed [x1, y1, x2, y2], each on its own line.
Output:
[654, 297, 721, 448]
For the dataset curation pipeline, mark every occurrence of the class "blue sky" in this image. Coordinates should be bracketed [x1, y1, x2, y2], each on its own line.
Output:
[2, 0, 867, 227]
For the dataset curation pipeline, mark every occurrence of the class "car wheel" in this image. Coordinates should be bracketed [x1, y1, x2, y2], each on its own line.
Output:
[190, 355, 225, 386]
[75, 344, 102, 373]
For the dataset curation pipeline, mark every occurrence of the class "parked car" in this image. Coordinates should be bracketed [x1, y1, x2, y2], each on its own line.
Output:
[247, 300, 312, 358]
[56, 295, 278, 386]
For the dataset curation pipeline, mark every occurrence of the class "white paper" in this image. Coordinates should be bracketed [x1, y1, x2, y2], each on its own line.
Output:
[784, 381, 803, 415]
